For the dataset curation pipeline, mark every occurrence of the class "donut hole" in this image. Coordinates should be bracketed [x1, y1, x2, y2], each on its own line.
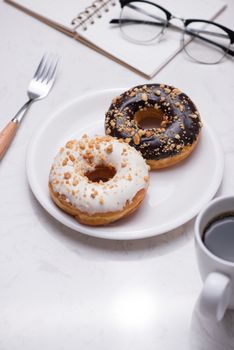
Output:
[134, 108, 164, 129]
[85, 165, 116, 183]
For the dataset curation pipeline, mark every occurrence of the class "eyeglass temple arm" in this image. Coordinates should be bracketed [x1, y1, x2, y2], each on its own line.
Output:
[110, 18, 234, 57]
[184, 27, 234, 57]
[110, 18, 168, 27]
[110, 19, 226, 38]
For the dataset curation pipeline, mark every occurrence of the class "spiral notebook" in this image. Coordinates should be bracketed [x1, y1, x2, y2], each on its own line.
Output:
[5, 0, 227, 78]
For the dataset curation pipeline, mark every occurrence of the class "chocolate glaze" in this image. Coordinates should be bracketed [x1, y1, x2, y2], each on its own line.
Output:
[105, 84, 202, 161]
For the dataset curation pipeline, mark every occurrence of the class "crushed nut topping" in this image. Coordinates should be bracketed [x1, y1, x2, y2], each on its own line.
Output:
[69, 154, 75, 162]
[133, 133, 140, 145]
[105, 144, 113, 154]
[64, 172, 71, 179]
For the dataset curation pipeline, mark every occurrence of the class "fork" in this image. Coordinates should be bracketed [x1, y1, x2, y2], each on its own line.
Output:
[0, 53, 59, 160]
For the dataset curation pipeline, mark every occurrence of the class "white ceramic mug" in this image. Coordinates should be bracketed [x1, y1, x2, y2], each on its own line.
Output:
[194, 196, 234, 321]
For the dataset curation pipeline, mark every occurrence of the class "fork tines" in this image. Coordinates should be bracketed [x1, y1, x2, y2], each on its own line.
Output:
[34, 53, 59, 84]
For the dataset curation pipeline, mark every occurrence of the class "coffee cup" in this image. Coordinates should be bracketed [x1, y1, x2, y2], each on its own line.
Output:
[194, 196, 234, 321]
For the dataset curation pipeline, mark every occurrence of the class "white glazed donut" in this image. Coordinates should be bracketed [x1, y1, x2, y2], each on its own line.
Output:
[49, 135, 149, 226]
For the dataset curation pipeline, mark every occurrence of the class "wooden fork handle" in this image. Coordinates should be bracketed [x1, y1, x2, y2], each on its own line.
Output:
[0, 121, 18, 160]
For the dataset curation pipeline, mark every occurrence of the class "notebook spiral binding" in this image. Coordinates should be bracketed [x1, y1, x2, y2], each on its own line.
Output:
[71, 0, 117, 31]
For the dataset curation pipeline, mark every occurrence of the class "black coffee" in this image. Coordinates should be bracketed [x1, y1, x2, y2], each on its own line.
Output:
[203, 212, 234, 263]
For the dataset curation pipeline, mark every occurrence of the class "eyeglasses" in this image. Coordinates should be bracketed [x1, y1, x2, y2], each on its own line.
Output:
[110, 0, 234, 64]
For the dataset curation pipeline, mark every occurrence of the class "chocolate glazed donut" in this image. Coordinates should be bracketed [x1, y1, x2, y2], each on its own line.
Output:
[105, 84, 202, 169]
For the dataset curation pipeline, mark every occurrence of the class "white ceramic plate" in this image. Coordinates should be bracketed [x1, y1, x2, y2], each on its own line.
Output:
[26, 88, 224, 240]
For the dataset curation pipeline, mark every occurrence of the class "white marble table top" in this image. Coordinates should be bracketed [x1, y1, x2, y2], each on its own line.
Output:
[1, 1, 234, 349]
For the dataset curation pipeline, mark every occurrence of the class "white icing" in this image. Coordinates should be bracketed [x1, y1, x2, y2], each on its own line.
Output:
[49, 136, 149, 214]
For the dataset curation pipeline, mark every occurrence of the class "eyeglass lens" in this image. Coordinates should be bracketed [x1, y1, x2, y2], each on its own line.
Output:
[120, 2, 167, 43]
[183, 22, 231, 64]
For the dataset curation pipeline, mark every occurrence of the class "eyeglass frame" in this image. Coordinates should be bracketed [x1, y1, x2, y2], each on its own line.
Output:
[110, 0, 234, 63]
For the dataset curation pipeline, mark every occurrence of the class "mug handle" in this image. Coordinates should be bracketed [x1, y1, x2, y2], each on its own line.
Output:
[199, 272, 232, 321]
